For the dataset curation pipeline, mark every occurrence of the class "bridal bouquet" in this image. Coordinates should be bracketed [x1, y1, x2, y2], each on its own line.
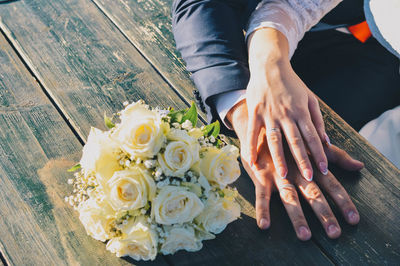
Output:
[66, 101, 241, 261]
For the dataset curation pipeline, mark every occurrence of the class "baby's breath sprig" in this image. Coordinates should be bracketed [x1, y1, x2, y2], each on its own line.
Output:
[65, 170, 98, 209]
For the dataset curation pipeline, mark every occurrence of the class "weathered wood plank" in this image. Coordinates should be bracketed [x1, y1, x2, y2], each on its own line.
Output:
[82, 0, 400, 264]
[0, 33, 167, 265]
[92, 0, 196, 109]
[0, 0, 189, 140]
[0, 0, 332, 265]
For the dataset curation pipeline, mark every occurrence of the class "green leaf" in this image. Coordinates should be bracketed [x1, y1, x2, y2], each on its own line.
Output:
[216, 139, 223, 148]
[67, 163, 81, 172]
[203, 120, 220, 137]
[203, 123, 214, 136]
[168, 109, 185, 124]
[104, 112, 115, 129]
[210, 120, 220, 137]
[181, 102, 198, 126]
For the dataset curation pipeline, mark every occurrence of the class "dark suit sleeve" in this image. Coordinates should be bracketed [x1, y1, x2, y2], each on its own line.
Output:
[172, 0, 256, 120]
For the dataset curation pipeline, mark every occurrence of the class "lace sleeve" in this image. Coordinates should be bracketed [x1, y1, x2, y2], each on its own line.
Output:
[246, 0, 342, 58]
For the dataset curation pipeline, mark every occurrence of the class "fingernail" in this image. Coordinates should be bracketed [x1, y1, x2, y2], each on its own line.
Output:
[278, 168, 287, 179]
[347, 211, 359, 223]
[259, 218, 269, 229]
[303, 169, 313, 181]
[319, 162, 328, 175]
[328, 224, 340, 236]
[355, 160, 364, 167]
[324, 133, 331, 146]
[298, 226, 311, 240]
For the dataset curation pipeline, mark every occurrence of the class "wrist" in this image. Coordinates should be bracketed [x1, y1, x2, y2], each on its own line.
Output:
[247, 28, 291, 75]
[226, 99, 248, 139]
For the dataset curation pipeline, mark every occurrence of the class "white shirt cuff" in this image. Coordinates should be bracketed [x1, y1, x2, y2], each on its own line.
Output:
[215, 90, 246, 130]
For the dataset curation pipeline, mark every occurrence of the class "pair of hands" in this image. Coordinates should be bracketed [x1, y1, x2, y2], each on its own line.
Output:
[246, 27, 331, 181]
[226, 28, 364, 240]
[227, 100, 363, 240]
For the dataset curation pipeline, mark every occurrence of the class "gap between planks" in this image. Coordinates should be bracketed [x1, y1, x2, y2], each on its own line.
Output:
[0, 251, 9, 266]
[0, 24, 85, 145]
[0, 23, 172, 266]
[89, 0, 208, 126]
[0, 24, 86, 145]
[0, 6, 204, 146]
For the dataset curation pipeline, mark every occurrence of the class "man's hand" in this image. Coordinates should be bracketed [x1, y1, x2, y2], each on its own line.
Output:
[246, 28, 330, 181]
[227, 100, 364, 240]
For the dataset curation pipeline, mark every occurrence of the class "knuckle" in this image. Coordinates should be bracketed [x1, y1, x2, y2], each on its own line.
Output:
[280, 106, 292, 117]
[298, 158, 310, 169]
[256, 190, 269, 201]
[289, 136, 303, 146]
[257, 206, 269, 216]
[293, 214, 306, 226]
[275, 158, 286, 168]
[329, 181, 343, 195]
[305, 133, 319, 144]
[326, 178, 343, 194]
[320, 210, 334, 223]
[296, 108, 308, 118]
[267, 131, 281, 143]
[253, 103, 266, 116]
[304, 186, 322, 201]
[280, 188, 298, 204]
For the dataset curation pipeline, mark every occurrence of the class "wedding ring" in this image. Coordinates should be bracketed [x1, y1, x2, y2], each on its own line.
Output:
[267, 127, 280, 134]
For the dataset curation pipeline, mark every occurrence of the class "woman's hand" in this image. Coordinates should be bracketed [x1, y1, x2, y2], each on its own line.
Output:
[227, 100, 364, 240]
[246, 28, 330, 181]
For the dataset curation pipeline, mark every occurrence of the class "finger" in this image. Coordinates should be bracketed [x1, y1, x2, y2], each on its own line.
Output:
[247, 113, 263, 166]
[265, 121, 287, 178]
[315, 172, 360, 225]
[298, 118, 328, 176]
[325, 144, 364, 171]
[255, 181, 273, 229]
[281, 121, 313, 181]
[295, 177, 341, 239]
[275, 178, 311, 241]
[308, 96, 329, 145]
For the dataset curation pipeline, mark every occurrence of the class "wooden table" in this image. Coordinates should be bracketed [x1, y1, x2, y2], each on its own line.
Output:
[0, 0, 399, 265]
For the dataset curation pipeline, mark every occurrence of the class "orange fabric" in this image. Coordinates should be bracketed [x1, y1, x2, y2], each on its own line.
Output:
[348, 21, 372, 43]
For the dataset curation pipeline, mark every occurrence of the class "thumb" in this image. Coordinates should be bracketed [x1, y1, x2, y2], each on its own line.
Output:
[325, 144, 364, 171]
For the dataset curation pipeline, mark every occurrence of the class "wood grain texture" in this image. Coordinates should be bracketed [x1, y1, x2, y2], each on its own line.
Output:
[0, 33, 167, 265]
[0, 0, 189, 141]
[0, 0, 333, 265]
[91, 0, 197, 107]
[83, 0, 400, 264]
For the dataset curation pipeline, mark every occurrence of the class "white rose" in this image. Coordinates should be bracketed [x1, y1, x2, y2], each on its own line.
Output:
[105, 168, 156, 211]
[160, 226, 202, 255]
[112, 102, 169, 159]
[199, 145, 241, 188]
[80, 127, 122, 186]
[78, 198, 115, 242]
[106, 216, 157, 261]
[195, 192, 240, 234]
[152, 186, 204, 225]
[158, 129, 200, 177]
